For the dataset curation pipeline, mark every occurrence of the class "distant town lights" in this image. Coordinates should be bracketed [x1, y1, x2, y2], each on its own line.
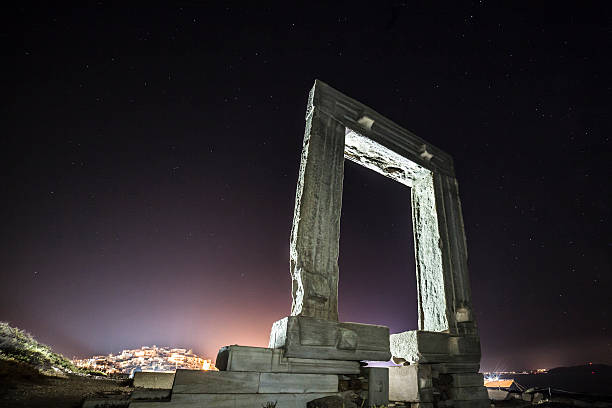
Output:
[484, 374, 500, 382]
[72, 345, 217, 375]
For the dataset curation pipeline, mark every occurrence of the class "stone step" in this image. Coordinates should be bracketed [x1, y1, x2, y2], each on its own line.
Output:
[172, 369, 338, 394]
[431, 362, 481, 374]
[130, 389, 171, 401]
[130, 392, 344, 408]
[173, 370, 259, 394]
[259, 373, 339, 393]
[133, 372, 175, 389]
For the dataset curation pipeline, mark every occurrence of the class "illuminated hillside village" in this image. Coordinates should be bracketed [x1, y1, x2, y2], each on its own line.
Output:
[72, 345, 217, 375]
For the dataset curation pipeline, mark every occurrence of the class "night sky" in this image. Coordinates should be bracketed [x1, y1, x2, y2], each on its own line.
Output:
[2, 3, 610, 372]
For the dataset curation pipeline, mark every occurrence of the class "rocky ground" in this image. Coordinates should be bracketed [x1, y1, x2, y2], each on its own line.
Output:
[0, 359, 133, 408]
[2, 357, 608, 408]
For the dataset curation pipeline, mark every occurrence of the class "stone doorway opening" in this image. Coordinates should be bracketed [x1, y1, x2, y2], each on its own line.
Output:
[338, 158, 418, 334]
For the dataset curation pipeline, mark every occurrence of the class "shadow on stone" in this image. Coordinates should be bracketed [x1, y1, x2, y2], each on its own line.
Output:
[306, 395, 357, 408]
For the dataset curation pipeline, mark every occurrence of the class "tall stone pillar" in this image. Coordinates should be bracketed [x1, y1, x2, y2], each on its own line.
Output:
[432, 174, 478, 336]
[411, 173, 451, 333]
[289, 98, 346, 322]
[270, 82, 391, 363]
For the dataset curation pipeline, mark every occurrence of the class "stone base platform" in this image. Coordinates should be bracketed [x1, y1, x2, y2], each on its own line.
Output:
[115, 315, 392, 408]
[389, 331, 488, 408]
[172, 369, 339, 394]
[388, 363, 489, 408]
[123, 365, 389, 408]
[129, 392, 346, 408]
[269, 316, 391, 361]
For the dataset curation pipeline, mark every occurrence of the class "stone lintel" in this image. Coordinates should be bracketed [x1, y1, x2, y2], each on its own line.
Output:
[309, 79, 456, 177]
[270, 316, 390, 361]
[344, 128, 429, 189]
[217, 345, 361, 374]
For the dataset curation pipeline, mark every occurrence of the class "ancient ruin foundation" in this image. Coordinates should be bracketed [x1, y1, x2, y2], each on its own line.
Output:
[126, 80, 488, 408]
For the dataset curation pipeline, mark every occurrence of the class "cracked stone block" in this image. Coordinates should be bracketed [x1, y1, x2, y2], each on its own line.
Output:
[338, 328, 358, 350]
[447, 373, 484, 388]
[133, 372, 175, 389]
[389, 365, 432, 402]
[390, 331, 449, 364]
[444, 400, 491, 408]
[448, 336, 481, 360]
[430, 362, 481, 374]
[270, 316, 390, 361]
[172, 370, 259, 394]
[259, 373, 339, 393]
[344, 128, 429, 188]
[172, 369, 339, 395]
[362, 367, 389, 407]
[391, 331, 482, 365]
[216, 345, 360, 374]
[170, 392, 346, 408]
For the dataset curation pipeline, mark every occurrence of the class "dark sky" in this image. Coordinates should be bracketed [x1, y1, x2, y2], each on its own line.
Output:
[2, 2, 610, 371]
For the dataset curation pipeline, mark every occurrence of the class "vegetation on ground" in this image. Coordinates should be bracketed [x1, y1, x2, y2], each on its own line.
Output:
[0, 321, 98, 376]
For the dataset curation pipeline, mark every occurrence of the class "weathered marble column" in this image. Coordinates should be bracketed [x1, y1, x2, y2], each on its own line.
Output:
[289, 92, 346, 321]
[432, 174, 478, 335]
[411, 171, 477, 335]
[411, 173, 451, 333]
